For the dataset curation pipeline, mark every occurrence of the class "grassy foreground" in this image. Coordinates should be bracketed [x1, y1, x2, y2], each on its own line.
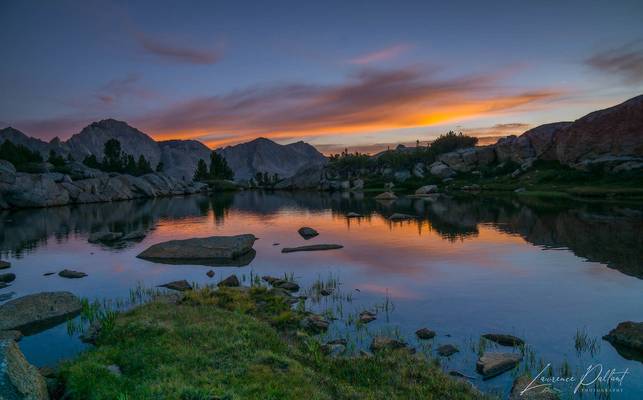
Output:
[59, 287, 482, 400]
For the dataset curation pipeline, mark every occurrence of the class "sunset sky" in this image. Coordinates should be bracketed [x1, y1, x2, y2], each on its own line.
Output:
[1, 0, 642, 154]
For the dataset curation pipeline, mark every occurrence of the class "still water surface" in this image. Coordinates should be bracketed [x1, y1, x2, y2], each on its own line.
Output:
[1, 191, 642, 398]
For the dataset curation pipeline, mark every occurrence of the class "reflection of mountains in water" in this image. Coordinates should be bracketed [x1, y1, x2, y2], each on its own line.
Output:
[1, 191, 641, 279]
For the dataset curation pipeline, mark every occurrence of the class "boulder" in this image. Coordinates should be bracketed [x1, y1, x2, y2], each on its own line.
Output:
[137, 234, 257, 262]
[374, 191, 397, 200]
[509, 375, 560, 400]
[412, 163, 425, 178]
[321, 339, 347, 356]
[0, 292, 82, 334]
[429, 162, 456, 179]
[482, 333, 525, 346]
[437, 344, 459, 357]
[218, 275, 240, 287]
[158, 280, 192, 291]
[206, 270, 215, 278]
[0, 340, 49, 400]
[346, 212, 362, 218]
[298, 227, 319, 240]
[0, 273, 16, 283]
[370, 336, 408, 352]
[281, 244, 343, 253]
[0, 260, 11, 269]
[58, 269, 87, 279]
[415, 328, 436, 340]
[415, 185, 438, 195]
[358, 311, 377, 324]
[476, 352, 522, 378]
[603, 321, 643, 352]
[3, 173, 70, 208]
[0, 160, 17, 185]
[393, 170, 411, 182]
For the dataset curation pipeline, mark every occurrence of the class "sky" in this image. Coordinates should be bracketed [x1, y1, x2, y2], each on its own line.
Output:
[1, 0, 642, 154]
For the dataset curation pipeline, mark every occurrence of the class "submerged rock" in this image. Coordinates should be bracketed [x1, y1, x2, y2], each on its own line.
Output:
[359, 311, 377, 324]
[370, 336, 408, 352]
[272, 280, 300, 292]
[509, 375, 560, 400]
[218, 275, 240, 287]
[121, 230, 146, 241]
[0, 340, 49, 400]
[482, 333, 525, 346]
[88, 231, 124, 244]
[301, 314, 329, 333]
[0, 273, 16, 283]
[476, 352, 522, 379]
[281, 244, 343, 253]
[206, 270, 215, 278]
[137, 234, 257, 264]
[158, 280, 192, 291]
[58, 269, 87, 279]
[0, 292, 82, 335]
[0, 260, 10, 269]
[603, 321, 643, 353]
[298, 227, 319, 240]
[437, 344, 459, 357]
[416, 328, 436, 339]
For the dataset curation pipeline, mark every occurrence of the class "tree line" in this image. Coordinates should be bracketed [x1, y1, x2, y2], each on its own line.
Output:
[193, 151, 234, 182]
[83, 139, 160, 176]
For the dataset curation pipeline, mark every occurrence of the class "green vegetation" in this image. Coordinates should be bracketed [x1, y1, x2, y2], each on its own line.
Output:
[194, 151, 234, 182]
[0, 139, 44, 170]
[82, 138, 154, 176]
[60, 286, 481, 400]
[449, 159, 643, 201]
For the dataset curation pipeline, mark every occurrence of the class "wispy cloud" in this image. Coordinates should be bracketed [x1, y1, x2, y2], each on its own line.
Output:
[139, 67, 562, 147]
[586, 42, 643, 83]
[95, 73, 153, 104]
[348, 44, 411, 65]
[137, 33, 223, 65]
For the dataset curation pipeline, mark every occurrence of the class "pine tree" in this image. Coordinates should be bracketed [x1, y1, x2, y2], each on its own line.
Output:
[193, 159, 209, 181]
[156, 161, 164, 172]
[103, 139, 123, 172]
[209, 151, 234, 180]
[137, 155, 152, 175]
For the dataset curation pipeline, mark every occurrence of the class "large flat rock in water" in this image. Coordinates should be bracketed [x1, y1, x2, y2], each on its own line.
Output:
[0, 291, 82, 335]
[0, 340, 49, 399]
[137, 234, 257, 265]
[476, 352, 522, 379]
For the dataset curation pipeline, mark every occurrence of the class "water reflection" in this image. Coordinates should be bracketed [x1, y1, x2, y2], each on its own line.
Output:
[2, 192, 641, 279]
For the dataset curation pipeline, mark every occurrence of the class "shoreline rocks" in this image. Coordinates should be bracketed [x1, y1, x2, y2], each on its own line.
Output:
[437, 344, 459, 357]
[218, 275, 240, 287]
[370, 336, 408, 352]
[0, 292, 82, 335]
[0, 273, 16, 283]
[0, 340, 49, 399]
[281, 244, 343, 253]
[0, 260, 10, 269]
[603, 321, 643, 354]
[158, 280, 192, 291]
[482, 333, 525, 347]
[476, 352, 522, 379]
[374, 191, 397, 200]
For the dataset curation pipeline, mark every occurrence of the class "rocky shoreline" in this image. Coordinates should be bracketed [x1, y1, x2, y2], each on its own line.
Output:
[0, 160, 208, 210]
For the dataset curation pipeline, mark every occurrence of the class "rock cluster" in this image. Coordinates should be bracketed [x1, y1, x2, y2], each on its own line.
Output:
[0, 159, 208, 209]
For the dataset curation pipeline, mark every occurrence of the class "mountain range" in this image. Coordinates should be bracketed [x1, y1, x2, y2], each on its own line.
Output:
[0, 120, 326, 182]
